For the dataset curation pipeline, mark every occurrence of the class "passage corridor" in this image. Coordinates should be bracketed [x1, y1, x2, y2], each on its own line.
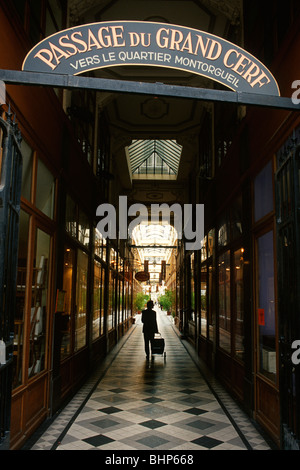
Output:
[28, 308, 272, 451]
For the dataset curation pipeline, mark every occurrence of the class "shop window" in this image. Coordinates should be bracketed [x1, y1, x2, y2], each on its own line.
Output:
[234, 248, 244, 360]
[218, 250, 231, 353]
[36, 158, 55, 218]
[12, 0, 65, 43]
[200, 264, 207, 337]
[29, 228, 51, 378]
[108, 269, 116, 331]
[95, 227, 107, 261]
[78, 209, 90, 247]
[257, 231, 276, 382]
[13, 210, 30, 388]
[75, 250, 88, 351]
[65, 195, 77, 238]
[93, 261, 105, 340]
[208, 264, 214, 339]
[218, 214, 229, 247]
[20, 139, 33, 202]
[61, 247, 74, 359]
[254, 161, 273, 221]
[45, 0, 63, 37]
[190, 253, 195, 322]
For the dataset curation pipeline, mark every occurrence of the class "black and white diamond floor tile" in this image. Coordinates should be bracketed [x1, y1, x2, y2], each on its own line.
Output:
[28, 309, 272, 451]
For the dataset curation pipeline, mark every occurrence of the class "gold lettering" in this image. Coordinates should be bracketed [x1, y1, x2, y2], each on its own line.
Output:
[98, 27, 112, 47]
[193, 35, 210, 57]
[231, 53, 251, 75]
[242, 62, 260, 83]
[156, 28, 169, 48]
[87, 29, 102, 50]
[110, 26, 125, 47]
[206, 39, 222, 60]
[58, 35, 78, 56]
[49, 42, 70, 65]
[70, 31, 88, 53]
[169, 29, 184, 50]
[34, 49, 56, 70]
[224, 48, 238, 68]
[249, 70, 271, 88]
[180, 32, 193, 54]
[129, 32, 140, 47]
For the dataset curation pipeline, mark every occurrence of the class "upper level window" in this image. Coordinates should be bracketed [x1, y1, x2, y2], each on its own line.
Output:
[12, 0, 65, 45]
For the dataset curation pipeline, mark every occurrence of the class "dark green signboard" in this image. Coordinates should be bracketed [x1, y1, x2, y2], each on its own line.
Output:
[22, 21, 280, 96]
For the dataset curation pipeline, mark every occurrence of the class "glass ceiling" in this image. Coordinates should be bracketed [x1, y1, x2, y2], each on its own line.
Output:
[127, 139, 182, 177]
[131, 223, 178, 284]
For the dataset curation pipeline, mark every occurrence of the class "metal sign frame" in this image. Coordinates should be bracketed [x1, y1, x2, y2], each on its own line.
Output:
[0, 69, 299, 111]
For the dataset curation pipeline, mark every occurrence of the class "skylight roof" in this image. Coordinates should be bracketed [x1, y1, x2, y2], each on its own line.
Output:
[127, 139, 182, 176]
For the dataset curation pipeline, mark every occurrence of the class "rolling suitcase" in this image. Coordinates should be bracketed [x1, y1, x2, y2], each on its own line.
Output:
[152, 333, 166, 358]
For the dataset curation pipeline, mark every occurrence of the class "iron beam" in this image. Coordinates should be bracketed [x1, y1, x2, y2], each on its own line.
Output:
[0, 69, 299, 111]
[130, 245, 177, 248]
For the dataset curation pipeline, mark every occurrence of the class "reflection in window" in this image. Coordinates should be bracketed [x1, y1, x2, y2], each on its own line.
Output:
[93, 261, 105, 340]
[20, 140, 33, 201]
[200, 264, 207, 337]
[62, 247, 74, 359]
[75, 250, 88, 351]
[65, 194, 77, 237]
[234, 248, 244, 360]
[257, 231, 276, 381]
[190, 254, 195, 322]
[78, 209, 90, 247]
[108, 269, 116, 331]
[13, 210, 30, 388]
[29, 229, 51, 378]
[254, 161, 273, 221]
[218, 250, 231, 353]
[208, 264, 213, 339]
[218, 215, 229, 247]
[95, 227, 107, 261]
[36, 159, 55, 218]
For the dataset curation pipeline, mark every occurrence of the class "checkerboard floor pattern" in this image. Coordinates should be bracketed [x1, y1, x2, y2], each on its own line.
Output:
[28, 308, 272, 451]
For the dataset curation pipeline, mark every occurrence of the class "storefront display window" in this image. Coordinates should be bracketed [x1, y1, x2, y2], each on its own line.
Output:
[62, 247, 74, 359]
[78, 209, 90, 247]
[35, 158, 55, 219]
[234, 248, 244, 360]
[28, 228, 51, 378]
[218, 250, 231, 353]
[20, 139, 33, 201]
[65, 195, 77, 238]
[75, 250, 88, 351]
[254, 161, 273, 221]
[190, 253, 195, 322]
[13, 210, 30, 388]
[200, 264, 207, 337]
[257, 231, 276, 382]
[93, 261, 105, 340]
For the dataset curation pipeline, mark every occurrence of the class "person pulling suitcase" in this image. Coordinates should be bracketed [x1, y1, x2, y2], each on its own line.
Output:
[141, 300, 158, 360]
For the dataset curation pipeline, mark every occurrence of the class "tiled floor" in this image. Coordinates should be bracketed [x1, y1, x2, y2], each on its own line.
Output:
[28, 308, 272, 451]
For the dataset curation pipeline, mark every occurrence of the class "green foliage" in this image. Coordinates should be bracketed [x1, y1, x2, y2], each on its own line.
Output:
[134, 291, 150, 311]
[159, 289, 175, 312]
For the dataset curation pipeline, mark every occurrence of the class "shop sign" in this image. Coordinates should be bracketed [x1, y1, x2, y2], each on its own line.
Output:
[22, 21, 280, 96]
[135, 271, 150, 282]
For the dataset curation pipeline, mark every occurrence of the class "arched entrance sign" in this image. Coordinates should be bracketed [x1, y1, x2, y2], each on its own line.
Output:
[22, 21, 280, 96]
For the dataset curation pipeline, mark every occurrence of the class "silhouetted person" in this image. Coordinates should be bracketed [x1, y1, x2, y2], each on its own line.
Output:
[141, 300, 158, 359]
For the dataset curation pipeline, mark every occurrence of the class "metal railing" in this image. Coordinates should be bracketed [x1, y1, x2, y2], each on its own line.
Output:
[0, 104, 22, 449]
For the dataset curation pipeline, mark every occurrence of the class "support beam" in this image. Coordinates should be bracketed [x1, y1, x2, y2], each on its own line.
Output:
[0, 69, 299, 111]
